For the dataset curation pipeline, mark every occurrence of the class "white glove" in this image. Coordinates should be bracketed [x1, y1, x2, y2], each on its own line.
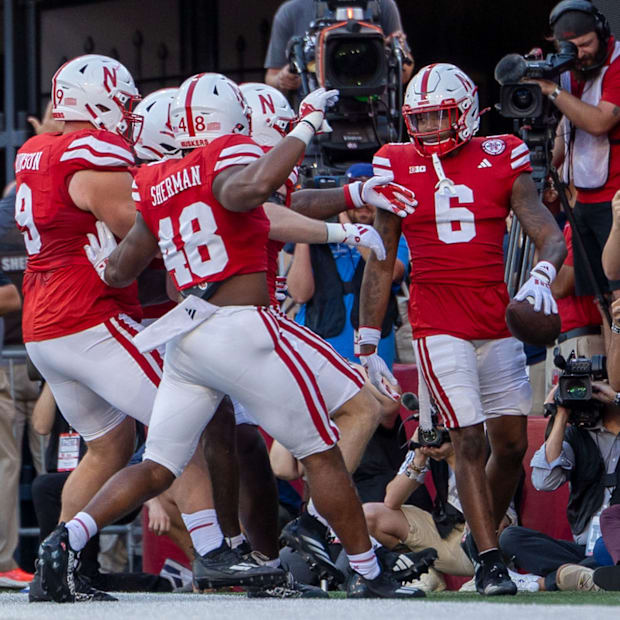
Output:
[325, 223, 386, 260]
[514, 260, 558, 315]
[346, 176, 417, 218]
[298, 87, 339, 133]
[359, 352, 400, 399]
[84, 220, 117, 283]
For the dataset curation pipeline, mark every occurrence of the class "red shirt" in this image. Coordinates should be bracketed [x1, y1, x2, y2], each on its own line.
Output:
[557, 223, 601, 332]
[134, 135, 270, 292]
[570, 37, 620, 204]
[373, 135, 532, 340]
[15, 129, 142, 342]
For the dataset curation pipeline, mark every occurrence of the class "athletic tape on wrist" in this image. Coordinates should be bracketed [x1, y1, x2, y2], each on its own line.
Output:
[343, 181, 364, 209]
[357, 326, 381, 347]
[288, 120, 315, 146]
[531, 260, 556, 284]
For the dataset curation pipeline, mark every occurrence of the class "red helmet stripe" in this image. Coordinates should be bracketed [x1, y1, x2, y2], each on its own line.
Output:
[184, 73, 205, 137]
[419, 63, 437, 102]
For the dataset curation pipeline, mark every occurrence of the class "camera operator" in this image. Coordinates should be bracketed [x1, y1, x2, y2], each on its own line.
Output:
[264, 0, 414, 94]
[500, 380, 620, 591]
[528, 1, 620, 300]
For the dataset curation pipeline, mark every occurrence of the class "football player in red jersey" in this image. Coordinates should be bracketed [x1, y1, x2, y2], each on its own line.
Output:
[359, 64, 567, 596]
[39, 72, 426, 601]
[19, 59, 286, 602]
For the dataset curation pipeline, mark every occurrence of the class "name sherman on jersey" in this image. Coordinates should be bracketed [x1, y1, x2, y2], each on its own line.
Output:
[373, 134, 532, 341]
[133, 134, 270, 292]
[150, 165, 201, 206]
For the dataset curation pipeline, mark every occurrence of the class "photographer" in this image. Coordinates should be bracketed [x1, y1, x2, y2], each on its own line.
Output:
[500, 380, 620, 591]
[529, 1, 620, 299]
[264, 0, 414, 94]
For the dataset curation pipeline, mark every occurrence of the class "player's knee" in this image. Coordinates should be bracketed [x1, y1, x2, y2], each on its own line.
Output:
[493, 434, 528, 467]
[498, 525, 523, 557]
[142, 459, 176, 493]
[452, 427, 487, 463]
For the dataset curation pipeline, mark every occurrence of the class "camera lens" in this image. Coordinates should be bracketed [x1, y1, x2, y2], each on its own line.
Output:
[511, 87, 534, 111]
[330, 40, 380, 87]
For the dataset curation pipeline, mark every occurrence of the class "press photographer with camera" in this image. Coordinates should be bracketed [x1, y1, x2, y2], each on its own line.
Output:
[527, 1, 620, 301]
[500, 358, 620, 592]
[264, 0, 414, 94]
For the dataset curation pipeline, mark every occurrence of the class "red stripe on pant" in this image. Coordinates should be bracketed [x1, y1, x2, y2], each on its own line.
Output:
[116, 315, 164, 371]
[105, 318, 161, 387]
[276, 312, 365, 389]
[257, 308, 337, 446]
[416, 338, 459, 428]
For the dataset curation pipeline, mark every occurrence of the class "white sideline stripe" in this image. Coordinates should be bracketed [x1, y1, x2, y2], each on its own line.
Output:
[214, 155, 260, 171]
[59, 149, 132, 167]
[511, 143, 529, 158]
[511, 154, 530, 169]
[219, 143, 264, 159]
[65, 135, 134, 162]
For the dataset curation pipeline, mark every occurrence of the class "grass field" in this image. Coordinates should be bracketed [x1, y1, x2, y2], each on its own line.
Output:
[1, 588, 619, 620]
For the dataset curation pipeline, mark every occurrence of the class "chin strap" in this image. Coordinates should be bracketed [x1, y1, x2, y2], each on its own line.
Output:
[431, 152, 457, 196]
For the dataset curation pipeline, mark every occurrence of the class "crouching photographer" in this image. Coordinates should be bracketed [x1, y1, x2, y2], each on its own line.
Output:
[500, 352, 620, 592]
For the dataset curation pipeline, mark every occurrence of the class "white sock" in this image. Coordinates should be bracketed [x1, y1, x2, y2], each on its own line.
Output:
[181, 509, 223, 556]
[306, 500, 328, 527]
[228, 533, 246, 550]
[348, 547, 381, 580]
[66, 512, 98, 552]
[369, 536, 381, 550]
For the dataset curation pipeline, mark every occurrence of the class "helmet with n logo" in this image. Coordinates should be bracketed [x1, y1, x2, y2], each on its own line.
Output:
[240, 83, 296, 147]
[52, 54, 142, 143]
[133, 88, 180, 161]
[171, 73, 251, 149]
[402, 63, 480, 158]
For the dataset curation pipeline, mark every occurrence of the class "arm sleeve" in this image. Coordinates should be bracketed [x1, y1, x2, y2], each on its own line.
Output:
[372, 145, 394, 180]
[601, 57, 620, 107]
[530, 440, 575, 491]
[211, 135, 265, 177]
[506, 137, 533, 178]
[379, 0, 403, 35]
[264, 3, 295, 69]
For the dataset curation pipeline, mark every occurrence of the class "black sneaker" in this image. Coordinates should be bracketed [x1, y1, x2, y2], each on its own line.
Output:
[593, 565, 620, 591]
[476, 561, 517, 596]
[375, 545, 437, 582]
[247, 572, 329, 598]
[192, 540, 287, 589]
[348, 570, 425, 599]
[280, 512, 344, 584]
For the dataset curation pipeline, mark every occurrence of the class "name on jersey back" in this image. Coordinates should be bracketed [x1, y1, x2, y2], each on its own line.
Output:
[150, 164, 201, 206]
[15, 151, 43, 173]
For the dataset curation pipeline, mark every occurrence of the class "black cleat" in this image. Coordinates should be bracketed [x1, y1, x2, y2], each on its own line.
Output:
[476, 561, 517, 596]
[280, 512, 344, 584]
[375, 545, 437, 582]
[37, 523, 79, 603]
[29, 565, 116, 603]
[192, 540, 286, 590]
[247, 572, 329, 598]
[347, 570, 425, 599]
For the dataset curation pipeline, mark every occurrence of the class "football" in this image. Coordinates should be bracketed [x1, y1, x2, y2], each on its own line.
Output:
[505, 297, 561, 347]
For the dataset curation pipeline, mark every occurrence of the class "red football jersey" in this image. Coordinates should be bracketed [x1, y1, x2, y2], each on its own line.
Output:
[134, 134, 270, 291]
[15, 129, 142, 342]
[373, 135, 532, 340]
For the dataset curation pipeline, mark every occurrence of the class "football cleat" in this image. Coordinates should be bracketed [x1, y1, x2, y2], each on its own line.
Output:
[280, 512, 345, 584]
[192, 540, 287, 590]
[246, 572, 329, 599]
[347, 570, 425, 599]
[475, 561, 518, 596]
[375, 545, 437, 582]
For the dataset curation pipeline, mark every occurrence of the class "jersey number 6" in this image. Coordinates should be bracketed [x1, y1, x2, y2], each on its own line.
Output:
[434, 184, 476, 245]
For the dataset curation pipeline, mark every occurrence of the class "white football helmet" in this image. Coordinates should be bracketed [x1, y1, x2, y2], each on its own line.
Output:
[240, 83, 296, 147]
[171, 73, 251, 149]
[402, 63, 480, 157]
[133, 88, 180, 161]
[52, 54, 142, 143]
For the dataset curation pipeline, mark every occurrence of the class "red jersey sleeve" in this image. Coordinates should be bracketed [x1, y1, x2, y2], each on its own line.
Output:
[601, 41, 620, 106]
[59, 130, 134, 172]
[501, 135, 533, 180]
[208, 134, 265, 178]
[563, 222, 574, 267]
[372, 145, 395, 179]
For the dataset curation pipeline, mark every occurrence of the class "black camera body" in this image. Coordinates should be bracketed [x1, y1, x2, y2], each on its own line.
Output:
[496, 41, 577, 119]
[401, 393, 451, 451]
[289, 0, 405, 171]
[550, 350, 607, 428]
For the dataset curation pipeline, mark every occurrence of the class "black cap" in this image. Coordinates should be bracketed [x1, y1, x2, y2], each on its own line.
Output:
[553, 10, 597, 40]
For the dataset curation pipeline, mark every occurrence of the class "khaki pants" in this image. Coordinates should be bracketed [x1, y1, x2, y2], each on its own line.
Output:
[0, 364, 44, 571]
[401, 504, 473, 577]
